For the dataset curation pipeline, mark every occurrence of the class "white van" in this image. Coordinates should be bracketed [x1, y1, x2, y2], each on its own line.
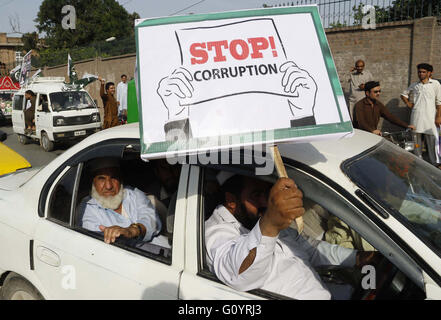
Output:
[12, 77, 101, 151]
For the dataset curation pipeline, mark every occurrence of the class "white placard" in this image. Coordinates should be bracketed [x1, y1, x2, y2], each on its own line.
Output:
[136, 6, 352, 159]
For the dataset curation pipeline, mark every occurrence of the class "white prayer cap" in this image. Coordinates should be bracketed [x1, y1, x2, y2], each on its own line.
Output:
[216, 171, 236, 186]
[87, 157, 120, 174]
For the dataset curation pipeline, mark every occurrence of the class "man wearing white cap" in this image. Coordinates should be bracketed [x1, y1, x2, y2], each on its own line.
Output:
[79, 157, 161, 244]
[205, 172, 378, 300]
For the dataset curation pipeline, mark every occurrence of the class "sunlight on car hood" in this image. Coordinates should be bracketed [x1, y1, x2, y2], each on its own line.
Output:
[0, 167, 41, 191]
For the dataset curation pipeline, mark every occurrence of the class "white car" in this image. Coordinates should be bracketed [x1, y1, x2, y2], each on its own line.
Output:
[0, 123, 440, 300]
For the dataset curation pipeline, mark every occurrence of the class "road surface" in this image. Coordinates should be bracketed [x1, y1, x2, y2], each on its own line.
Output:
[0, 124, 69, 168]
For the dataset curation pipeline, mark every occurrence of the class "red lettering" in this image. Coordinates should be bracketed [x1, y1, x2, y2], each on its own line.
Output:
[230, 39, 249, 60]
[190, 43, 208, 65]
[207, 41, 229, 62]
[189, 37, 276, 63]
[247, 37, 269, 59]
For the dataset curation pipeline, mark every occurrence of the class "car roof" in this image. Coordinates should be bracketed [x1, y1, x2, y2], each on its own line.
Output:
[79, 122, 380, 166]
[16, 77, 88, 95]
[278, 129, 380, 168]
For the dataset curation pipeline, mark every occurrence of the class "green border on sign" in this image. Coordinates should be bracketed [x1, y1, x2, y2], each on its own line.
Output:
[135, 6, 349, 157]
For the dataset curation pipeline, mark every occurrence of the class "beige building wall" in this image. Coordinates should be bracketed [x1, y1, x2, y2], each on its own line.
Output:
[0, 33, 24, 75]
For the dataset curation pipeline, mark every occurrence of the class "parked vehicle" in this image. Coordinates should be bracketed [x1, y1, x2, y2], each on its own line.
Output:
[0, 93, 13, 124]
[12, 77, 101, 152]
[0, 124, 440, 300]
[0, 133, 31, 176]
[382, 128, 415, 152]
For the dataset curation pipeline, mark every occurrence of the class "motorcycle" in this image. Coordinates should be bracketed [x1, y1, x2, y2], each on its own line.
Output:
[382, 128, 416, 152]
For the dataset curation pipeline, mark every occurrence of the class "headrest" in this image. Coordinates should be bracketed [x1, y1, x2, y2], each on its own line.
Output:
[216, 171, 236, 186]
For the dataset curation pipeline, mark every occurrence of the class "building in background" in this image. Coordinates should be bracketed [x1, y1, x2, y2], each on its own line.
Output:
[0, 33, 24, 76]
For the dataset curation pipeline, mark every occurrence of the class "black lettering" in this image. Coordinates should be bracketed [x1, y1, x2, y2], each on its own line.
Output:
[194, 71, 202, 81]
[258, 64, 268, 75]
[268, 63, 278, 74]
[212, 68, 221, 79]
[202, 70, 211, 80]
[245, 65, 254, 76]
[220, 68, 229, 78]
[238, 66, 246, 77]
[229, 66, 238, 78]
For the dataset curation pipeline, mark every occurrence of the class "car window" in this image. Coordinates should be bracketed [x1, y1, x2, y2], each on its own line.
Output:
[48, 166, 78, 225]
[38, 94, 49, 112]
[50, 91, 95, 111]
[72, 155, 181, 264]
[13, 94, 23, 111]
[198, 164, 426, 300]
[343, 142, 441, 258]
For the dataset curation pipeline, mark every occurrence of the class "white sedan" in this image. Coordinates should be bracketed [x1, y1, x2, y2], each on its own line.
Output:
[0, 123, 440, 300]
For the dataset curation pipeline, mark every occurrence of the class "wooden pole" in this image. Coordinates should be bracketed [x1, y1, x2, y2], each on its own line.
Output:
[270, 145, 304, 234]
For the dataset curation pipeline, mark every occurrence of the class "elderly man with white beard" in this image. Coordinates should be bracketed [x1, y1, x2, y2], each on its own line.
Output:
[79, 157, 161, 244]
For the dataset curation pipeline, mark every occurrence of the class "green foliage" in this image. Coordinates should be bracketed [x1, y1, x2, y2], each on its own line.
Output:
[352, 0, 441, 25]
[22, 32, 40, 52]
[35, 0, 137, 49]
[329, 20, 348, 28]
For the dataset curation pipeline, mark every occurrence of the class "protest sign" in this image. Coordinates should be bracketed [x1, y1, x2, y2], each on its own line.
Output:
[135, 6, 352, 160]
[19, 51, 32, 87]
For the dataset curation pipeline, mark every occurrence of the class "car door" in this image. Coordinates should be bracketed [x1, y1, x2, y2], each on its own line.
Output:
[35, 93, 51, 138]
[32, 141, 188, 299]
[178, 165, 266, 300]
[11, 94, 25, 134]
[180, 159, 440, 300]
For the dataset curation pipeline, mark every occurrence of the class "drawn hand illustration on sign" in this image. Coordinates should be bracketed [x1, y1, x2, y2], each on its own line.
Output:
[156, 18, 318, 140]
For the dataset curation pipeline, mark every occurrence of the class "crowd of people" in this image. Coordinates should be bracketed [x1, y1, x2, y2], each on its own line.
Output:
[349, 60, 441, 169]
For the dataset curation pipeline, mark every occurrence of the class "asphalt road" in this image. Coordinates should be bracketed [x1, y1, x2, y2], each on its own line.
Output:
[1, 123, 70, 168]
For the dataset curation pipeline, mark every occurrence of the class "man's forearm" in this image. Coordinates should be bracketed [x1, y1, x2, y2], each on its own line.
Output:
[401, 95, 412, 108]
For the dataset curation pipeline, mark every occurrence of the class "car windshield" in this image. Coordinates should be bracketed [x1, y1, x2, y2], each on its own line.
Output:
[344, 142, 441, 256]
[49, 91, 95, 111]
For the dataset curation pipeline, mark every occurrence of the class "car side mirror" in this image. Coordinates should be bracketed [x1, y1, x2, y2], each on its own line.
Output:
[37, 105, 43, 112]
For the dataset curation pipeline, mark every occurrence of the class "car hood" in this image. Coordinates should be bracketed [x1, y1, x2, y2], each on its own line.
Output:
[0, 167, 41, 191]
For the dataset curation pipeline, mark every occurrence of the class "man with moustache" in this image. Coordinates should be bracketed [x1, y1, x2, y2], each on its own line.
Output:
[80, 157, 161, 244]
[205, 173, 378, 300]
[354, 81, 415, 135]
[401, 63, 441, 167]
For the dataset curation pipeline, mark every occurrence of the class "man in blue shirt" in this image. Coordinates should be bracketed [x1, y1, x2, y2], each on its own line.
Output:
[79, 157, 161, 244]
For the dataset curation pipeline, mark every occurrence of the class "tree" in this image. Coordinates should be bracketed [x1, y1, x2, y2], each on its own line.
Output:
[22, 32, 40, 52]
[35, 0, 138, 49]
[352, 0, 441, 25]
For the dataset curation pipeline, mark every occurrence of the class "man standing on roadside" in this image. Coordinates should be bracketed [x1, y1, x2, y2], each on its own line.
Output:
[117, 74, 128, 124]
[98, 77, 119, 129]
[354, 81, 415, 135]
[401, 63, 441, 167]
[348, 60, 373, 120]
